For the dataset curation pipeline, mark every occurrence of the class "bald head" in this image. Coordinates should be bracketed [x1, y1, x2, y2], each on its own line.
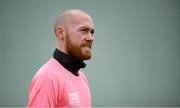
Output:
[54, 9, 93, 36]
[54, 9, 95, 61]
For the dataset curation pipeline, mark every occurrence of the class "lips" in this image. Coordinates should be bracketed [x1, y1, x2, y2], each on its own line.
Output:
[83, 45, 91, 49]
[82, 44, 92, 49]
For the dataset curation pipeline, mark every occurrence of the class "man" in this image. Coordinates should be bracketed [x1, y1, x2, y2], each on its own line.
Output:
[27, 9, 95, 107]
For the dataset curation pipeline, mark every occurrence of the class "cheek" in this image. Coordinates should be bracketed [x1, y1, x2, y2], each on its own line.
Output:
[72, 37, 83, 46]
[67, 31, 84, 47]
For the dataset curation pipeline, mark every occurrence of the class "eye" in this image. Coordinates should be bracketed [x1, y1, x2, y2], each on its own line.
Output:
[91, 30, 95, 35]
[80, 28, 88, 34]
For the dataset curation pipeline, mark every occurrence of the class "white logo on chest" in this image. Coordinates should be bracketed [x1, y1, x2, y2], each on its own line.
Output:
[68, 92, 80, 105]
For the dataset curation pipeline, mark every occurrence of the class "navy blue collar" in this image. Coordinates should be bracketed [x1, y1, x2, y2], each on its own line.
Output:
[53, 48, 86, 76]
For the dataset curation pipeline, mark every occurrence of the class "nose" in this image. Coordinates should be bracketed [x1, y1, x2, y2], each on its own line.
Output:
[85, 33, 94, 42]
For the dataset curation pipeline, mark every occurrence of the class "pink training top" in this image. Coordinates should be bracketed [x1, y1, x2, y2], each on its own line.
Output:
[27, 58, 91, 107]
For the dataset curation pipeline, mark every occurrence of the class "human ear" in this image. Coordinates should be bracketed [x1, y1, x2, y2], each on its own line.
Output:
[56, 26, 65, 40]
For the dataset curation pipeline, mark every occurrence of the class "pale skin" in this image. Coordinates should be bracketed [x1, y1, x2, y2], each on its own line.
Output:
[54, 9, 95, 61]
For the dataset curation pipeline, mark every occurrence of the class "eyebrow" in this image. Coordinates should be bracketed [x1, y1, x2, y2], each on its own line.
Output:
[79, 26, 95, 32]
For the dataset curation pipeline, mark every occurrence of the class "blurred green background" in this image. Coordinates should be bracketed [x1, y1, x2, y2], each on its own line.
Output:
[0, 0, 180, 107]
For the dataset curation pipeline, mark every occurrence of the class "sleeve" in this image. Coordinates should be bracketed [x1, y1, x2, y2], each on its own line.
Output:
[27, 76, 57, 107]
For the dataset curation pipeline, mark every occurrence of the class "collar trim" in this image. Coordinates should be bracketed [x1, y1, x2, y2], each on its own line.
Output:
[53, 48, 86, 76]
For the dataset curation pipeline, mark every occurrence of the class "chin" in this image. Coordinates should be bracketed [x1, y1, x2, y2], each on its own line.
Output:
[82, 54, 92, 60]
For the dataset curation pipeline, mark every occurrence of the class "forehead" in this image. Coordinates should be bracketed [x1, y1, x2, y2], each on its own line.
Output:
[69, 13, 95, 29]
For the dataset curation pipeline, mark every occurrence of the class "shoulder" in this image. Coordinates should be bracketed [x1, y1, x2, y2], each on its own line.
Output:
[34, 58, 63, 79]
[79, 71, 89, 84]
[32, 58, 66, 86]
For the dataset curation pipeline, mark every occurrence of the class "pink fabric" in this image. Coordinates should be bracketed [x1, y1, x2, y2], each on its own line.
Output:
[27, 58, 91, 107]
